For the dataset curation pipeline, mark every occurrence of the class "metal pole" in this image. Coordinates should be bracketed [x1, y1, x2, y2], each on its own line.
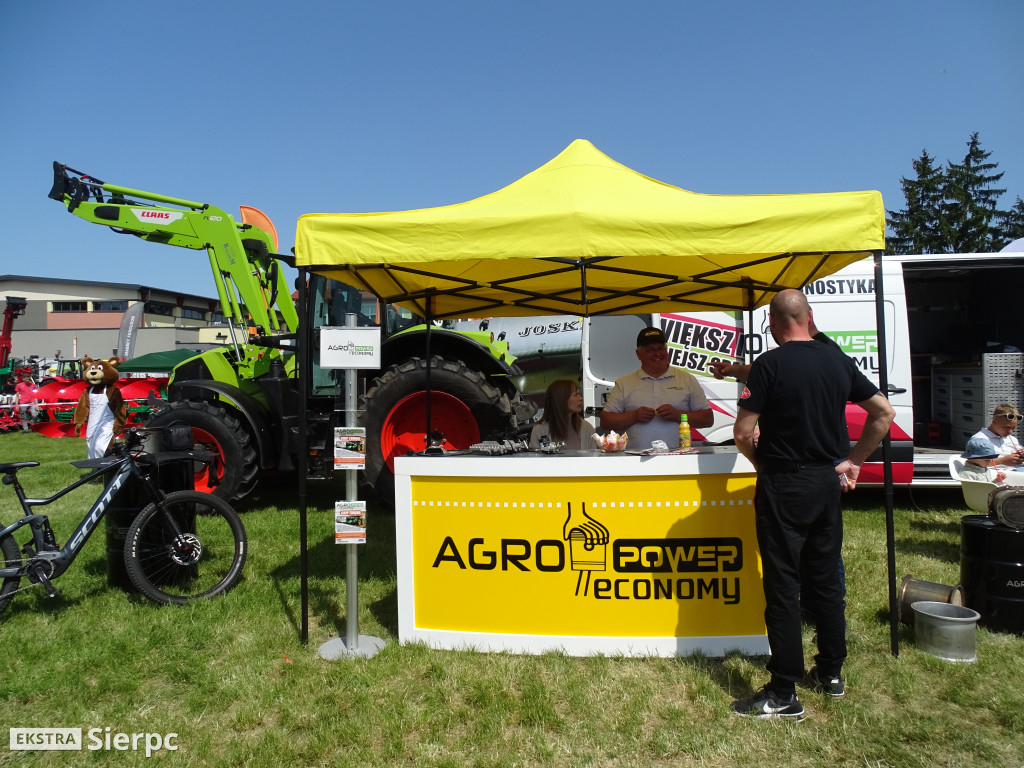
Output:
[318, 311, 385, 660]
[296, 269, 310, 645]
[344, 312, 359, 650]
[424, 302, 432, 449]
[873, 251, 899, 657]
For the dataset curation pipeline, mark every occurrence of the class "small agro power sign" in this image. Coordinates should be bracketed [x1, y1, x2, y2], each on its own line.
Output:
[320, 327, 381, 369]
[335, 500, 367, 544]
[334, 427, 366, 470]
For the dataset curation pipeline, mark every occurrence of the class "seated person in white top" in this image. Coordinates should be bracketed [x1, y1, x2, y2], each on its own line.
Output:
[530, 379, 596, 450]
[971, 404, 1024, 467]
[959, 436, 1006, 483]
[600, 327, 713, 450]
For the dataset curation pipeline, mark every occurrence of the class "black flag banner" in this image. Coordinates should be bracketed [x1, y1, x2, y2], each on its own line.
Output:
[117, 301, 145, 360]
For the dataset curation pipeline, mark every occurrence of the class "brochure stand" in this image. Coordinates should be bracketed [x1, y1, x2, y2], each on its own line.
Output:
[318, 314, 385, 660]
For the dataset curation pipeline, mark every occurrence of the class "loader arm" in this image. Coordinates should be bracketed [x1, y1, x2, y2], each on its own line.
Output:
[48, 162, 299, 344]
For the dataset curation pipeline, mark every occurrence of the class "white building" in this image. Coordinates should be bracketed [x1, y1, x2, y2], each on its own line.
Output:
[1, 275, 235, 367]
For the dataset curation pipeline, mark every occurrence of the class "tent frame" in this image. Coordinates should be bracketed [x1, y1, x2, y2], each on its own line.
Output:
[291, 139, 897, 654]
[315, 250, 871, 321]
[296, 251, 899, 656]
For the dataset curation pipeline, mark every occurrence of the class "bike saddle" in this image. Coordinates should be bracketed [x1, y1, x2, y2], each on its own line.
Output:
[0, 461, 39, 473]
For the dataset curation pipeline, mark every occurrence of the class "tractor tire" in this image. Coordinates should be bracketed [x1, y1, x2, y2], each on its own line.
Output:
[146, 400, 259, 505]
[361, 356, 518, 507]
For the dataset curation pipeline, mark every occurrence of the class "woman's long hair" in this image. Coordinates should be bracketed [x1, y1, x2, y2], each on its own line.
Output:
[539, 379, 582, 441]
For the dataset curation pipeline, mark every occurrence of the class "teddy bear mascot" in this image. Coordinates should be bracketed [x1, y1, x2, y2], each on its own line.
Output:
[72, 356, 128, 459]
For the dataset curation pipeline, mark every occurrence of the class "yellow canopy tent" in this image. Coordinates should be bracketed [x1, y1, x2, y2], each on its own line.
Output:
[294, 139, 884, 319]
[291, 139, 899, 656]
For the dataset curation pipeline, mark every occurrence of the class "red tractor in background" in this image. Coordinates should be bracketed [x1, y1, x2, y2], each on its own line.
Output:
[0, 296, 167, 435]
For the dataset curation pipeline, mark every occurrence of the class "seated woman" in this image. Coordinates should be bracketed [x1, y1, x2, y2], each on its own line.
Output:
[959, 437, 1006, 483]
[529, 379, 596, 450]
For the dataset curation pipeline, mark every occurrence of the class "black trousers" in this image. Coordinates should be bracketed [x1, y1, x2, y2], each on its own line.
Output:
[755, 466, 846, 694]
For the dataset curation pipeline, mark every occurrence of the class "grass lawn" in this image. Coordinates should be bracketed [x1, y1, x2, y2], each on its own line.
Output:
[1, 431, 1022, 767]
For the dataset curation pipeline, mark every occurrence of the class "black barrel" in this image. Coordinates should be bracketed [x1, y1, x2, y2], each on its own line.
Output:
[105, 457, 194, 590]
[959, 514, 1024, 635]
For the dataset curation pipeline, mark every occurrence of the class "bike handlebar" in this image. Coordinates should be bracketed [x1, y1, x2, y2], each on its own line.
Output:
[111, 426, 214, 467]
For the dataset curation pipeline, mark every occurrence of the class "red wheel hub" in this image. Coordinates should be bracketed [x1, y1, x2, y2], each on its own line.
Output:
[381, 391, 480, 471]
[190, 426, 226, 493]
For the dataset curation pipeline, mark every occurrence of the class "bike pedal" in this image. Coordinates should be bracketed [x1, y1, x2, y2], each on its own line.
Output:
[27, 562, 60, 597]
[38, 575, 60, 598]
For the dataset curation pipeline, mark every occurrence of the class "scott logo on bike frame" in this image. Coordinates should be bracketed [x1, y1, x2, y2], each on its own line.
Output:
[67, 470, 129, 554]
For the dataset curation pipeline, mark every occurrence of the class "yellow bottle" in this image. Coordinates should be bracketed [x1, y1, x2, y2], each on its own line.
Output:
[679, 414, 690, 450]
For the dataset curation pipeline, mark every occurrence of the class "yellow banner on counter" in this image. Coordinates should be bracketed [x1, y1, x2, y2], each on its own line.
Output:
[410, 473, 764, 638]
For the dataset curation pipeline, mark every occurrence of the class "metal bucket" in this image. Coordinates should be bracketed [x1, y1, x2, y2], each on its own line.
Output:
[898, 575, 965, 626]
[911, 601, 981, 662]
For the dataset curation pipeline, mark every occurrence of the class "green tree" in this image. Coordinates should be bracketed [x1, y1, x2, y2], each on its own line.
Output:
[886, 133, 1014, 254]
[886, 150, 944, 254]
[940, 132, 1006, 252]
[996, 196, 1024, 248]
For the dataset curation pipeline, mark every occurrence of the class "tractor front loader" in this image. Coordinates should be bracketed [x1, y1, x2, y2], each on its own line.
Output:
[48, 163, 532, 505]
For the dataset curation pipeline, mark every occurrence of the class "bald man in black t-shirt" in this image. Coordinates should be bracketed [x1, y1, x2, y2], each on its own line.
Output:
[730, 290, 893, 721]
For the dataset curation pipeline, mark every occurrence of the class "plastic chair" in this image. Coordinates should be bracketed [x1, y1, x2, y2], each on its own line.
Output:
[949, 454, 996, 512]
[960, 479, 996, 513]
[948, 455, 965, 480]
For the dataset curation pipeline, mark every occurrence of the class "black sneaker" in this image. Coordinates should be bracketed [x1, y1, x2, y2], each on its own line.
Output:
[731, 686, 805, 720]
[807, 667, 845, 697]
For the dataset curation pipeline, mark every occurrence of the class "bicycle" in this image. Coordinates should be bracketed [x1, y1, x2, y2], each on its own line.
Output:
[0, 428, 247, 613]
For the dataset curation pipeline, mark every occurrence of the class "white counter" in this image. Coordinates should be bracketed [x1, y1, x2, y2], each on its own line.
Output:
[394, 447, 767, 657]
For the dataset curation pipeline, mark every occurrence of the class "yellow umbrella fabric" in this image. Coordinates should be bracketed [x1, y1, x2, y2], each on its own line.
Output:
[295, 139, 884, 319]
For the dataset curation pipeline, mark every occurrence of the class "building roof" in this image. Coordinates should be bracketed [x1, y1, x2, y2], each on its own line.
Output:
[0, 274, 218, 304]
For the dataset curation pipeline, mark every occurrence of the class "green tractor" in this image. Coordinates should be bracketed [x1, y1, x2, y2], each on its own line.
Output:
[49, 163, 534, 504]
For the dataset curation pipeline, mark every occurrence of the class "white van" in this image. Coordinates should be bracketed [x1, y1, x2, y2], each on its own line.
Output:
[577, 253, 1024, 488]
[456, 252, 1024, 487]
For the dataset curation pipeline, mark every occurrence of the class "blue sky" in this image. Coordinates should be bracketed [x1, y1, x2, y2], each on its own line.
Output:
[1, 1, 1021, 297]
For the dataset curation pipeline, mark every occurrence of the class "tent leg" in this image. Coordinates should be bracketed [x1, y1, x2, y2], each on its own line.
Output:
[872, 251, 899, 656]
[425, 308, 432, 447]
[297, 268, 310, 645]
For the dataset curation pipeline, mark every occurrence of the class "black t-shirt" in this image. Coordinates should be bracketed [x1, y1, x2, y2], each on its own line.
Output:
[812, 330, 838, 349]
[738, 340, 879, 465]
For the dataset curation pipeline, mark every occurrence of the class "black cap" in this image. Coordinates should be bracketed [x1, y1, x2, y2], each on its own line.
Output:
[636, 327, 667, 347]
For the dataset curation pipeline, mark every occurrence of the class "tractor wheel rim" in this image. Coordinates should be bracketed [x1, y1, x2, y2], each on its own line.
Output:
[380, 391, 480, 471]
[190, 427, 226, 493]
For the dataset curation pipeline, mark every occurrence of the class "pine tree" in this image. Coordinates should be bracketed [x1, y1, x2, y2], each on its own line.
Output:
[996, 196, 1024, 248]
[887, 133, 1014, 254]
[886, 150, 944, 254]
[939, 132, 1006, 252]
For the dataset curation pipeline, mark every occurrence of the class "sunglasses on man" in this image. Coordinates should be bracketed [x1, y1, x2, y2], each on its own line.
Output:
[1002, 413, 1023, 421]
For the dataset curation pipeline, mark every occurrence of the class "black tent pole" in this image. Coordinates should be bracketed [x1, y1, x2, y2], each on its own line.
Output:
[872, 251, 899, 656]
[424, 297, 432, 450]
[297, 268, 310, 645]
[742, 279, 755, 364]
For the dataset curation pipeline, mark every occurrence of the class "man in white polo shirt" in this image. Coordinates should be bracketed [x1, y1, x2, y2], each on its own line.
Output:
[971, 403, 1024, 467]
[600, 326, 713, 450]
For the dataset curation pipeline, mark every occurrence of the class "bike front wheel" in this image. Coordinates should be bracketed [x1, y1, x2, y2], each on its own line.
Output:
[124, 490, 247, 606]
